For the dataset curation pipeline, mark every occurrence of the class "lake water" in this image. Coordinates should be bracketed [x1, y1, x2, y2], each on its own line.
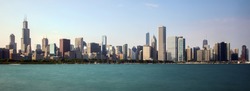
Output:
[0, 64, 250, 91]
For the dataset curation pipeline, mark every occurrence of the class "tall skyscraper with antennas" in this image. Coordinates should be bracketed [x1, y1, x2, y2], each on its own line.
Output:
[21, 18, 31, 53]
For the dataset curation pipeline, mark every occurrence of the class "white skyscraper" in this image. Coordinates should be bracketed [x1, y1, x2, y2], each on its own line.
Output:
[167, 36, 178, 62]
[158, 26, 166, 61]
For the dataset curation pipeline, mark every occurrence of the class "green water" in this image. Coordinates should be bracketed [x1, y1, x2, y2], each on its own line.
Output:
[0, 64, 249, 91]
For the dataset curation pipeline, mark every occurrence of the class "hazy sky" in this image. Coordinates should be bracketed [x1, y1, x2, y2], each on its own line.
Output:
[0, 0, 250, 53]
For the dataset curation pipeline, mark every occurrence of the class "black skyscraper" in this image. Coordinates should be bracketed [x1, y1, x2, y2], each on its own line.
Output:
[219, 42, 227, 61]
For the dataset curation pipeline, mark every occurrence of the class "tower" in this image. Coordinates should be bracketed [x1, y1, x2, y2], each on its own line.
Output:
[75, 37, 84, 52]
[167, 36, 178, 62]
[21, 18, 31, 53]
[203, 39, 208, 48]
[60, 39, 70, 58]
[158, 26, 166, 61]
[146, 32, 150, 46]
[178, 36, 186, 62]
[151, 35, 157, 60]
[123, 44, 128, 60]
[42, 38, 49, 52]
[101, 35, 107, 60]
[9, 34, 17, 52]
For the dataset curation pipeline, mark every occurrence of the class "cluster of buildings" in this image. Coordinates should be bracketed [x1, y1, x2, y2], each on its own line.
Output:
[0, 19, 249, 63]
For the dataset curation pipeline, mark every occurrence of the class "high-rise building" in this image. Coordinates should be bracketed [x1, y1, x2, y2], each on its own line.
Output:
[131, 47, 137, 60]
[167, 36, 178, 62]
[218, 42, 228, 61]
[146, 32, 150, 46]
[8, 34, 17, 51]
[151, 35, 157, 60]
[101, 35, 107, 59]
[59, 39, 70, 58]
[231, 49, 239, 61]
[193, 47, 200, 61]
[6, 34, 17, 54]
[75, 37, 84, 52]
[123, 44, 128, 60]
[115, 46, 122, 55]
[0, 48, 10, 59]
[143, 45, 152, 60]
[241, 45, 249, 63]
[178, 36, 186, 62]
[27, 45, 32, 55]
[186, 46, 192, 62]
[35, 44, 42, 54]
[197, 50, 203, 61]
[21, 18, 31, 53]
[227, 43, 231, 61]
[203, 39, 208, 48]
[204, 49, 211, 61]
[213, 43, 219, 61]
[50, 43, 57, 56]
[87, 43, 101, 54]
[136, 45, 143, 60]
[158, 26, 166, 61]
[42, 38, 49, 52]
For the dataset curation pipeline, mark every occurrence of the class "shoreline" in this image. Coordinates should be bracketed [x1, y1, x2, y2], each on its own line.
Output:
[0, 59, 249, 65]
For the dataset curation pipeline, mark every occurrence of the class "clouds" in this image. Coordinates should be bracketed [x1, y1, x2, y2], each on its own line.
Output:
[144, 3, 159, 8]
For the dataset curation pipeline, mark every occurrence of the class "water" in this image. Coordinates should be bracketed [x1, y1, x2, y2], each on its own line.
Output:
[0, 64, 250, 91]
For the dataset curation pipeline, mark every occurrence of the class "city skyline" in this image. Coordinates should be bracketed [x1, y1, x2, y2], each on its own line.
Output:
[0, 0, 249, 54]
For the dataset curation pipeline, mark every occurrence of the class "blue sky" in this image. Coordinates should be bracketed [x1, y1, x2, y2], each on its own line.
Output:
[0, 0, 250, 53]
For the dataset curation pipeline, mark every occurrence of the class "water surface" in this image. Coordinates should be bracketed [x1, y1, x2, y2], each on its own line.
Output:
[0, 64, 249, 91]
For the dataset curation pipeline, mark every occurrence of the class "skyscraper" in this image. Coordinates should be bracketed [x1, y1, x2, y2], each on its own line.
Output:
[7, 34, 17, 53]
[115, 46, 122, 55]
[158, 26, 166, 61]
[218, 42, 228, 61]
[213, 43, 219, 61]
[102, 35, 107, 59]
[42, 38, 49, 52]
[203, 39, 208, 48]
[50, 43, 57, 56]
[143, 45, 152, 60]
[186, 46, 192, 62]
[241, 45, 249, 63]
[193, 47, 200, 61]
[151, 35, 157, 60]
[167, 36, 178, 62]
[178, 36, 186, 62]
[123, 44, 128, 60]
[136, 45, 143, 61]
[131, 47, 137, 60]
[59, 39, 70, 58]
[75, 37, 84, 52]
[146, 32, 150, 46]
[227, 43, 231, 61]
[21, 18, 31, 53]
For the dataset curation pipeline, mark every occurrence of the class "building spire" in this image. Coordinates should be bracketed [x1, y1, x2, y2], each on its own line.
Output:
[24, 15, 27, 21]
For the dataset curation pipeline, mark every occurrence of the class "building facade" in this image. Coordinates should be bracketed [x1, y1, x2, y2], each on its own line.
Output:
[158, 26, 166, 61]
[59, 39, 70, 58]
[178, 37, 185, 62]
[167, 36, 178, 62]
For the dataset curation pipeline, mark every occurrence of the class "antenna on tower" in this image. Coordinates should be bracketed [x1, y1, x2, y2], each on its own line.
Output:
[24, 15, 27, 21]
